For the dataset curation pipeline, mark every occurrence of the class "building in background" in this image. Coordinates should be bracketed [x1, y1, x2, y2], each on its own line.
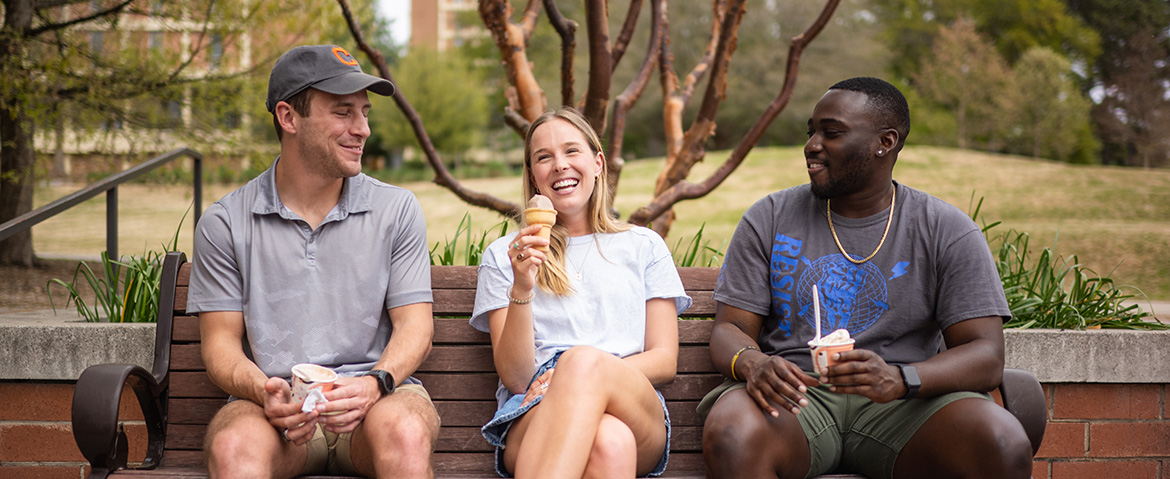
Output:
[410, 0, 482, 51]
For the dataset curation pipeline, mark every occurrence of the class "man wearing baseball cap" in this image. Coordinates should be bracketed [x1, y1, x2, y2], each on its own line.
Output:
[188, 45, 439, 478]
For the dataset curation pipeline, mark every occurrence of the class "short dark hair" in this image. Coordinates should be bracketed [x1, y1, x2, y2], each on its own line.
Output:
[272, 88, 315, 141]
[829, 77, 910, 149]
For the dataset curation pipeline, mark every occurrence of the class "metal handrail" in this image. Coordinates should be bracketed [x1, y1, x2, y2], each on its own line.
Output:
[0, 147, 202, 261]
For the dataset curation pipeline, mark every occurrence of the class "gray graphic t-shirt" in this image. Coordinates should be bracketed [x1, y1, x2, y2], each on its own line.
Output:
[187, 159, 433, 378]
[713, 182, 1010, 371]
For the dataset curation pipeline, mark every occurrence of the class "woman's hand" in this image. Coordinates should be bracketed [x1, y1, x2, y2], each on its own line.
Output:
[520, 367, 554, 408]
[509, 224, 549, 294]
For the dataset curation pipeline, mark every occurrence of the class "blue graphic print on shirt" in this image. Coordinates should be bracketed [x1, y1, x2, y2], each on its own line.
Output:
[770, 233, 903, 339]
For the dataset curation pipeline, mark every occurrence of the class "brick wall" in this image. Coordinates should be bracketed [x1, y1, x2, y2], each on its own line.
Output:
[1031, 383, 1170, 479]
[0, 382, 147, 479]
[3, 380, 1167, 478]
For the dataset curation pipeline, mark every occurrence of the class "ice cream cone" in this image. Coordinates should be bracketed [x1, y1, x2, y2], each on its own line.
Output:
[523, 208, 557, 252]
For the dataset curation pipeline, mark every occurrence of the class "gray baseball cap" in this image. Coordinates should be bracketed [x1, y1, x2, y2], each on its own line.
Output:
[265, 44, 395, 112]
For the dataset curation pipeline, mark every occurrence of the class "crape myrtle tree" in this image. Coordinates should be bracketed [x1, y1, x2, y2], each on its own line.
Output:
[339, 0, 841, 237]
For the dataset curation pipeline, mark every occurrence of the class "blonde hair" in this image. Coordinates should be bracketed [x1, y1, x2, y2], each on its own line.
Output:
[522, 107, 630, 295]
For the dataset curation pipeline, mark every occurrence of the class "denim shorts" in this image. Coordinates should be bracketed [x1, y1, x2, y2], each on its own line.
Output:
[481, 350, 671, 477]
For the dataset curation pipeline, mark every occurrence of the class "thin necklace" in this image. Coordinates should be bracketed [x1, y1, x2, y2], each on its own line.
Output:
[827, 186, 896, 264]
[568, 237, 593, 280]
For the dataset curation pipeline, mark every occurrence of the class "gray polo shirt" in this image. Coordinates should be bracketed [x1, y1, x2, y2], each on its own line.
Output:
[187, 158, 432, 378]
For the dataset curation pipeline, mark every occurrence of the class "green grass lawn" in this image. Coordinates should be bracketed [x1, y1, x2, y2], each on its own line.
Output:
[31, 145, 1170, 300]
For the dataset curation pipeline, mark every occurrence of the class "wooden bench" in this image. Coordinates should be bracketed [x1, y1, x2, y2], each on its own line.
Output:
[72, 251, 1046, 479]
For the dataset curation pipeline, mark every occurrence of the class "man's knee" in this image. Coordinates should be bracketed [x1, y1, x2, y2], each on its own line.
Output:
[364, 393, 440, 455]
[204, 402, 287, 477]
[703, 393, 806, 478]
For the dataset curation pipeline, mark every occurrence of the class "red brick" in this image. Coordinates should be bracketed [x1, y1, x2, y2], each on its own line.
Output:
[0, 424, 83, 462]
[1035, 422, 1087, 459]
[1053, 384, 1161, 420]
[1052, 460, 1159, 478]
[1089, 422, 1170, 457]
[1031, 460, 1049, 479]
[0, 466, 85, 479]
[0, 383, 73, 421]
[0, 422, 148, 463]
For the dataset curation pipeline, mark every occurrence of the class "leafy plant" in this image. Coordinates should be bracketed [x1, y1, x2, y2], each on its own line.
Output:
[671, 223, 726, 268]
[47, 207, 188, 323]
[430, 213, 510, 266]
[970, 196, 1166, 330]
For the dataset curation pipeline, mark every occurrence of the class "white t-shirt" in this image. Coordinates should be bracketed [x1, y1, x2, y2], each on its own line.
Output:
[471, 226, 691, 402]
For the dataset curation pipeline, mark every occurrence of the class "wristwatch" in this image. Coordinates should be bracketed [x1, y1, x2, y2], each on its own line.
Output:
[362, 369, 395, 396]
[897, 364, 921, 399]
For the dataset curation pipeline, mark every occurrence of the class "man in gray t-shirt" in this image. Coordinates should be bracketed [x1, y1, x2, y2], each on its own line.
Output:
[700, 78, 1032, 479]
[187, 45, 438, 478]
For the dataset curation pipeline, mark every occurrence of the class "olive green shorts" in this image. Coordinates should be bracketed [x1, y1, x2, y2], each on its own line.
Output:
[300, 383, 433, 475]
[697, 378, 989, 479]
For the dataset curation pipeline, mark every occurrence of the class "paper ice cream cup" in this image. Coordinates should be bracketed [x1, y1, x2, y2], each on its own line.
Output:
[523, 208, 557, 252]
[809, 340, 855, 376]
[291, 363, 337, 403]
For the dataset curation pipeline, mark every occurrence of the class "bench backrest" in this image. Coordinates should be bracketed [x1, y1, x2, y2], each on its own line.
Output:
[157, 253, 722, 473]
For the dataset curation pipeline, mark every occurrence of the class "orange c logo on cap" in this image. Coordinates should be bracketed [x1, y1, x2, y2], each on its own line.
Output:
[332, 47, 359, 66]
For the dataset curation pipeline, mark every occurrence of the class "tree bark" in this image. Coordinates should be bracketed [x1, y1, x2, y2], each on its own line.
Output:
[0, 0, 38, 266]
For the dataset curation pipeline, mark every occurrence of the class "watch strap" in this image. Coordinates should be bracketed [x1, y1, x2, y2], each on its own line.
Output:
[897, 364, 920, 400]
[362, 369, 395, 396]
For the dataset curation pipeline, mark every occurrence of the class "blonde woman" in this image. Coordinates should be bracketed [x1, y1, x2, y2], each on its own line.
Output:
[470, 108, 691, 478]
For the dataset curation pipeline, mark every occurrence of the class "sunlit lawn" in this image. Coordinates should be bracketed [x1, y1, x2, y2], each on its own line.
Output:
[31, 145, 1170, 300]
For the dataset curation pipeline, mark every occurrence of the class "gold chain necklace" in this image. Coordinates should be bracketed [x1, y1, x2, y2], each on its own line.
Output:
[826, 186, 896, 264]
[568, 237, 594, 280]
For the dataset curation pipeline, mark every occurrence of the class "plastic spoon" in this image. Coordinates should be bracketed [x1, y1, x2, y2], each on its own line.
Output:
[813, 284, 821, 343]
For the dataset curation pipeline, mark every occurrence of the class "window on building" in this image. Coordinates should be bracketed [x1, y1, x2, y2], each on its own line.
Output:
[209, 34, 223, 70]
[90, 31, 104, 53]
[150, 31, 164, 51]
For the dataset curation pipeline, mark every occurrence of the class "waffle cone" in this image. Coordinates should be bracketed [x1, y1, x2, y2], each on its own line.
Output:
[523, 208, 557, 252]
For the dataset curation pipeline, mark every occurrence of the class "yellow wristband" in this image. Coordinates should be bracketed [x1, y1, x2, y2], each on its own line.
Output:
[730, 346, 759, 382]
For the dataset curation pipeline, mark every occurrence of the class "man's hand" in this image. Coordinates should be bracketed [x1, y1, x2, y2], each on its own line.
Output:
[315, 375, 384, 433]
[262, 377, 318, 446]
[741, 352, 819, 417]
[819, 349, 906, 403]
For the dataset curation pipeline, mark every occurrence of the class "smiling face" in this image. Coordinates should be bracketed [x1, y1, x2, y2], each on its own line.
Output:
[293, 89, 372, 179]
[526, 117, 604, 223]
[804, 89, 889, 200]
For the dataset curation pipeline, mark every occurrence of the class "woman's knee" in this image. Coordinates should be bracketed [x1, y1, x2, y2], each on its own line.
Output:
[585, 416, 638, 477]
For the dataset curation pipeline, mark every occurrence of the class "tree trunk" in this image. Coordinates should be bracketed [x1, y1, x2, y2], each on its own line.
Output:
[1, 0, 38, 265]
[0, 100, 38, 266]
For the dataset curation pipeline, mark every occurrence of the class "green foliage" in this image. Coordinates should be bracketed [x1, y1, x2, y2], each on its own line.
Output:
[1006, 47, 1100, 164]
[429, 213, 510, 266]
[970, 197, 1166, 330]
[47, 208, 188, 323]
[370, 47, 490, 158]
[670, 224, 726, 268]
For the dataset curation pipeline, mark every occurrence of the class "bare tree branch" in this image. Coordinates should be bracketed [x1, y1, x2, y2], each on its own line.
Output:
[27, 0, 134, 36]
[503, 107, 531, 137]
[610, 0, 643, 70]
[518, 0, 542, 40]
[629, 0, 842, 225]
[481, 0, 547, 121]
[606, 0, 663, 200]
[340, 0, 520, 217]
[581, 0, 612, 133]
[543, 0, 576, 107]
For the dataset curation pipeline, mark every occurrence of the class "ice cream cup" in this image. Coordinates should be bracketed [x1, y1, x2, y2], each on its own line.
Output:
[808, 340, 855, 376]
[523, 208, 557, 252]
[291, 363, 337, 403]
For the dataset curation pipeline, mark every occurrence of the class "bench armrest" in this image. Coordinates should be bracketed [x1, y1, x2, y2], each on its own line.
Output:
[72, 363, 168, 478]
[999, 368, 1046, 455]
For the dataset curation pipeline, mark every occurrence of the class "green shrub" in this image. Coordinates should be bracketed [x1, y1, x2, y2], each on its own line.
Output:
[971, 197, 1166, 330]
[47, 208, 187, 323]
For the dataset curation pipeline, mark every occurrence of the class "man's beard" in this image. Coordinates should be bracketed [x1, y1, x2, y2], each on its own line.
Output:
[810, 148, 869, 199]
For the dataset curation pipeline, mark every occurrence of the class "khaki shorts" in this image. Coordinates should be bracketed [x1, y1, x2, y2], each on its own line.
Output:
[698, 378, 989, 479]
[300, 383, 433, 475]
